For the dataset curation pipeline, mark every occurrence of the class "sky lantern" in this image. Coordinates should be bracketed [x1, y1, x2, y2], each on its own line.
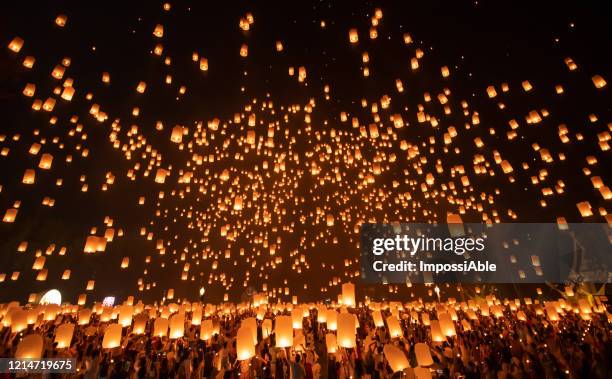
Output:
[326, 309, 338, 330]
[415, 343, 434, 366]
[154, 318, 169, 337]
[349, 29, 359, 44]
[386, 315, 402, 338]
[438, 313, 456, 337]
[341, 282, 356, 307]
[592, 75, 606, 89]
[430, 320, 445, 342]
[337, 312, 356, 348]
[11, 309, 28, 333]
[133, 314, 148, 334]
[275, 315, 293, 347]
[237, 326, 256, 360]
[8, 36, 24, 52]
[78, 309, 91, 325]
[383, 344, 410, 372]
[54, 323, 75, 348]
[169, 313, 185, 338]
[102, 323, 122, 349]
[200, 319, 214, 340]
[325, 333, 337, 353]
[15, 334, 43, 359]
[242, 317, 258, 344]
[153, 24, 164, 38]
[118, 305, 133, 327]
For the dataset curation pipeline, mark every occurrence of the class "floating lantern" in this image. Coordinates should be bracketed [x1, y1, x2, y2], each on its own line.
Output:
[383, 344, 409, 372]
[325, 333, 337, 353]
[337, 312, 356, 348]
[275, 315, 293, 347]
[55, 323, 75, 348]
[237, 326, 255, 360]
[153, 318, 169, 337]
[169, 313, 185, 339]
[386, 315, 402, 338]
[415, 343, 434, 366]
[15, 334, 43, 359]
[102, 324, 122, 349]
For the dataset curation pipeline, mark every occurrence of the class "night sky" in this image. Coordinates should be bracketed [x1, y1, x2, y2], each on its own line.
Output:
[0, 0, 610, 304]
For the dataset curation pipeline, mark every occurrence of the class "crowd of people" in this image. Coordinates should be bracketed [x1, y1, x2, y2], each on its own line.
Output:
[0, 296, 610, 379]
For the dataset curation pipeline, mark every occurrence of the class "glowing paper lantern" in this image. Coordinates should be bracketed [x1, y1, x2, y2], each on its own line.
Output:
[15, 334, 43, 359]
[386, 315, 402, 338]
[200, 319, 214, 340]
[102, 323, 122, 349]
[169, 313, 185, 339]
[118, 305, 134, 327]
[54, 323, 75, 348]
[153, 318, 169, 337]
[383, 344, 409, 372]
[275, 315, 293, 348]
[430, 320, 445, 342]
[337, 312, 356, 348]
[292, 307, 303, 329]
[325, 333, 337, 353]
[341, 282, 356, 307]
[438, 313, 456, 337]
[191, 306, 202, 325]
[242, 317, 258, 344]
[133, 313, 148, 334]
[415, 343, 433, 366]
[236, 326, 255, 360]
[326, 309, 338, 330]
[11, 309, 28, 333]
[372, 310, 384, 327]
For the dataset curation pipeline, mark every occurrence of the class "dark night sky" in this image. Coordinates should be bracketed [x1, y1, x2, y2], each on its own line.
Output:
[0, 1, 610, 305]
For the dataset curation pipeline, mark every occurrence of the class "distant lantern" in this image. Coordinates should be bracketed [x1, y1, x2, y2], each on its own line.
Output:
[15, 334, 43, 359]
[199, 57, 208, 71]
[153, 24, 164, 38]
[240, 44, 248, 57]
[592, 75, 606, 89]
[102, 323, 122, 349]
[136, 81, 147, 93]
[275, 315, 293, 348]
[23, 83, 36, 97]
[3, 208, 18, 223]
[383, 344, 409, 372]
[349, 28, 359, 44]
[8, 37, 24, 53]
[55, 14, 68, 27]
[22, 169, 36, 184]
